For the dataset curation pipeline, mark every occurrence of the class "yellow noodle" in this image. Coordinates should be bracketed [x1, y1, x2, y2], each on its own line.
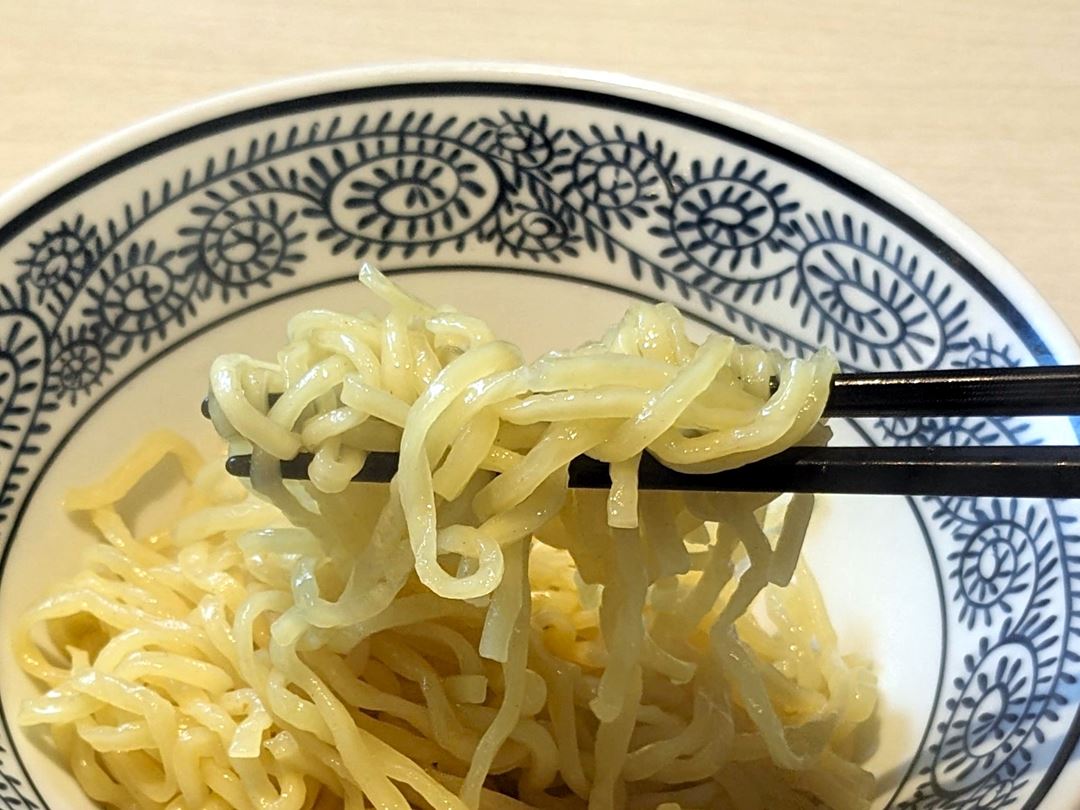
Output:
[17, 266, 876, 810]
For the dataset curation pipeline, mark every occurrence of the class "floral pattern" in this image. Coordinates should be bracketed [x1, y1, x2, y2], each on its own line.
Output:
[0, 86, 1076, 809]
[185, 198, 305, 297]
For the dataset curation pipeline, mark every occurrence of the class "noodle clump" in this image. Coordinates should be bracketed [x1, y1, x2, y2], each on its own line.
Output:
[16, 266, 876, 809]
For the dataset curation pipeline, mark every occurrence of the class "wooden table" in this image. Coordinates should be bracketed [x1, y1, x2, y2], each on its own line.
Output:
[2, 0, 1078, 331]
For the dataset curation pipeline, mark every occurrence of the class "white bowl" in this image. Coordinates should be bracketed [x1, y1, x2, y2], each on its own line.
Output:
[0, 64, 1077, 809]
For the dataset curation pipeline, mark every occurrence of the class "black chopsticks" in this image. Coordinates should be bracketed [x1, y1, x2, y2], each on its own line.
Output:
[207, 365, 1080, 498]
[223, 446, 1080, 499]
[824, 364, 1080, 417]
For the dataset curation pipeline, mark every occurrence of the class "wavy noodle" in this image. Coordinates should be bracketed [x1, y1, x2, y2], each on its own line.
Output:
[17, 265, 876, 809]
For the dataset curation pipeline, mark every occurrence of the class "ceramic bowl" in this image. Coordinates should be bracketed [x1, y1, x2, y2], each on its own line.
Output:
[0, 65, 1077, 809]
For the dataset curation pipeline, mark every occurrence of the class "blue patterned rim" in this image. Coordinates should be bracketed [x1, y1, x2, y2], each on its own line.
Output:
[0, 70, 1077, 809]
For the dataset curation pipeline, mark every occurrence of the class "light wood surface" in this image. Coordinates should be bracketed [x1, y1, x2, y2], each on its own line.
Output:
[2, 0, 1078, 332]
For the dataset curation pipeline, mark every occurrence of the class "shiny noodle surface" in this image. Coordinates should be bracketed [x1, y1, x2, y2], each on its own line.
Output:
[17, 266, 875, 809]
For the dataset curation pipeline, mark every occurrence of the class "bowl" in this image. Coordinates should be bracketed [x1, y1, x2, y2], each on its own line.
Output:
[0, 64, 1077, 809]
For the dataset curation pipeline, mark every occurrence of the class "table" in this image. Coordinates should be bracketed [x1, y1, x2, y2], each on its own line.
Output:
[2, 0, 1078, 330]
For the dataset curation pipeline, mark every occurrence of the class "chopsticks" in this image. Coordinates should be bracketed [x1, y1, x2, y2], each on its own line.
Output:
[823, 364, 1080, 417]
[222, 446, 1080, 499]
[206, 365, 1080, 498]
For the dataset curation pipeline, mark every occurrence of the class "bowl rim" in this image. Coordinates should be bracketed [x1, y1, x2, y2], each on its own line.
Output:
[1, 61, 1077, 366]
[1, 61, 1078, 807]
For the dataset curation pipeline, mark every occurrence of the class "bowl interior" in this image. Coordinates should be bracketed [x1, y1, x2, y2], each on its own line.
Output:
[0, 71, 1077, 809]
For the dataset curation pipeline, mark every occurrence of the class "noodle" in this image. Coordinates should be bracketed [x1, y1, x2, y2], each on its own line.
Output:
[16, 265, 876, 809]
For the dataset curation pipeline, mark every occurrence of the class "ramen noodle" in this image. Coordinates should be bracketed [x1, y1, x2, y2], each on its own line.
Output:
[16, 265, 876, 809]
